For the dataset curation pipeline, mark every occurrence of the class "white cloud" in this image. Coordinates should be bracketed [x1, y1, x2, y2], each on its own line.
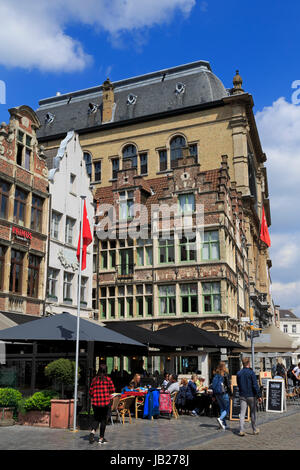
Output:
[0, 0, 196, 72]
[271, 281, 300, 318]
[255, 98, 300, 316]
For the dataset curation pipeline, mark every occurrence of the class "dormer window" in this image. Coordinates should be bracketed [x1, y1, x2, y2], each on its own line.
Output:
[127, 94, 137, 105]
[45, 112, 55, 124]
[88, 102, 98, 114]
[175, 82, 186, 95]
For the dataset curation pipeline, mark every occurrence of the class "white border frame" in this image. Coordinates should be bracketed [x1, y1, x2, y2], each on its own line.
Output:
[266, 379, 286, 413]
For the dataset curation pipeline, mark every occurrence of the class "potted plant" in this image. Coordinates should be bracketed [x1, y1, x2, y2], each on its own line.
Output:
[44, 359, 80, 429]
[0, 388, 22, 426]
[18, 390, 58, 427]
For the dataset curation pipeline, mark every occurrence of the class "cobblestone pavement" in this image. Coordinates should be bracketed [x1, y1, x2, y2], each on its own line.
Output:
[1, 405, 300, 451]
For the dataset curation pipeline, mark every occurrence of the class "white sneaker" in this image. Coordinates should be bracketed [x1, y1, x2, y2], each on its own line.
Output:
[217, 418, 225, 430]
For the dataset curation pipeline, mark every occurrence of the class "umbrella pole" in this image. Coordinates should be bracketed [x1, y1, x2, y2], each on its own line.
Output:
[73, 196, 85, 432]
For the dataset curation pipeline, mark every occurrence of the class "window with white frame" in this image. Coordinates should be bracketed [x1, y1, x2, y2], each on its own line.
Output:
[63, 272, 73, 302]
[65, 216, 76, 245]
[80, 277, 88, 304]
[48, 268, 59, 299]
[51, 211, 61, 240]
[119, 190, 134, 221]
[16, 130, 32, 170]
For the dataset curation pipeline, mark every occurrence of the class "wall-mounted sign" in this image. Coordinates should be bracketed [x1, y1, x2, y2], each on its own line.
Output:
[12, 226, 32, 241]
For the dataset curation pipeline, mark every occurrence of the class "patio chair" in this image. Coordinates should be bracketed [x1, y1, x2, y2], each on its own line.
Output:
[110, 395, 121, 425]
[171, 392, 179, 419]
[286, 385, 297, 404]
[135, 395, 145, 419]
[118, 396, 135, 424]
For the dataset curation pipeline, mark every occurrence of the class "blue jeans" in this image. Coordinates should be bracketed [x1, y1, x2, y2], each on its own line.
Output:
[215, 393, 230, 426]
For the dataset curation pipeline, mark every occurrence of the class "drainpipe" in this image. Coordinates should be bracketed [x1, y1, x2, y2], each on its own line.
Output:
[43, 192, 52, 317]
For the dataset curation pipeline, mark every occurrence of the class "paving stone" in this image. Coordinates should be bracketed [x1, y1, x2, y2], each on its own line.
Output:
[0, 405, 300, 450]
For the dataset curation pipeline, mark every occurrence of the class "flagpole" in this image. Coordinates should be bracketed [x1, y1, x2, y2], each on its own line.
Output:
[73, 195, 86, 432]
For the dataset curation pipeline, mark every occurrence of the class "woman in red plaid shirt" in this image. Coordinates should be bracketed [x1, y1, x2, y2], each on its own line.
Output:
[89, 363, 115, 444]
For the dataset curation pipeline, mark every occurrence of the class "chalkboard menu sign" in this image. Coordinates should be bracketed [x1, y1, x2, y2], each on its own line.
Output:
[266, 379, 285, 413]
[230, 385, 249, 421]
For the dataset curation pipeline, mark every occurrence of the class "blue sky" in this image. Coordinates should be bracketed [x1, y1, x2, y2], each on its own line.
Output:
[0, 0, 299, 316]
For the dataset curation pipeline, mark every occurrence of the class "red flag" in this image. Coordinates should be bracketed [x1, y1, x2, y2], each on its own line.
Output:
[260, 206, 271, 247]
[77, 200, 92, 270]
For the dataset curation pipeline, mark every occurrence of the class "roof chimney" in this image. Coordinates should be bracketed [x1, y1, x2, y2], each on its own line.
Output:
[102, 78, 115, 123]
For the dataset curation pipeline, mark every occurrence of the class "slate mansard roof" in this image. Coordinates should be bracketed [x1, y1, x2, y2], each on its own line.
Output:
[36, 60, 229, 140]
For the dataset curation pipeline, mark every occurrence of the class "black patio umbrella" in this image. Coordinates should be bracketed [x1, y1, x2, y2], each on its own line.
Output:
[0, 312, 146, 352]
[103, 321, 176, 348]
[150, 323, 243, 349]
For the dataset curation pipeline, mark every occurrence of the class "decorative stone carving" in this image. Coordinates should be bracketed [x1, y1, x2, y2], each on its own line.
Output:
[58, 249, 79, 271]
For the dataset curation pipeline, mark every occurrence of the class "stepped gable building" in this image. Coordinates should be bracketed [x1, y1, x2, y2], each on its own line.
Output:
[36, 60, 273, 342]
[0, 106, 49, 320]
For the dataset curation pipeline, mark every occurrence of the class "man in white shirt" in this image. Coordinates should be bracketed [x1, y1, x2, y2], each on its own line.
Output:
[165, 374, 180, 395]
[292, 363, 300, 381]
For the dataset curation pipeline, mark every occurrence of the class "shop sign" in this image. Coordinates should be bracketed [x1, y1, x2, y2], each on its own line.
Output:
[12, 226, 32, 241]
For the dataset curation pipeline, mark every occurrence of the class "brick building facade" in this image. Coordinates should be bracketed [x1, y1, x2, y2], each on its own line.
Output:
[35, 61, 273, 348]
[0, 106, 49, 319]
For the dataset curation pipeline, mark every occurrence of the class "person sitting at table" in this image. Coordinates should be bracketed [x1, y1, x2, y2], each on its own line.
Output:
[191, 377, 210, 416]
[161, 372, 170, 389]
[186, 373, 198, 414]
[176, 378, 189, 415]
[165, 374, 180, 395]
[121, 382, 135, 393]
[132, 373, 142, 389]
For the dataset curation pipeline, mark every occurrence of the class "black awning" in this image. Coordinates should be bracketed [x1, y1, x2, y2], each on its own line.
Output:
[103, 321, 176, 348]
[151, 323, 243, 349]
[0, 312, 146, 350]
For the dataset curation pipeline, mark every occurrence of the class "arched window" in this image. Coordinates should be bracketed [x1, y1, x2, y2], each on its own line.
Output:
[170, 135, 186, 169]
[122, 144, 137, 169]
[83, 152, 92, 180]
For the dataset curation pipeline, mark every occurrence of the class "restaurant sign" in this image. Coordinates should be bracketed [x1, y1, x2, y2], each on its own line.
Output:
[11, 226, 32, 241]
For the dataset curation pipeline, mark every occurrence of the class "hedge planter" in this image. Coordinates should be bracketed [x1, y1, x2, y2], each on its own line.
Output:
[18, 411, 51, 427]
[0, 407, 15, 426]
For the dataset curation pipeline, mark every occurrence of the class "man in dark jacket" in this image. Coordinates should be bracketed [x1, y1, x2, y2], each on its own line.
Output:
[237, 357, 262, 436]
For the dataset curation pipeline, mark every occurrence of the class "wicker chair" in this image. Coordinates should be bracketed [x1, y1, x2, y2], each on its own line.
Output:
[171, 392, 179, 419]
[135, 395, 145, 419]
[118, 396, 135, 424]
[110, 395, 121, 424]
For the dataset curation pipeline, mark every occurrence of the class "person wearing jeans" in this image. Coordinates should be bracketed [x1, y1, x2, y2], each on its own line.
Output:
[237, 357, 262, 436]
[215, 392, 230, 429]
[212, 362, 232, 430]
